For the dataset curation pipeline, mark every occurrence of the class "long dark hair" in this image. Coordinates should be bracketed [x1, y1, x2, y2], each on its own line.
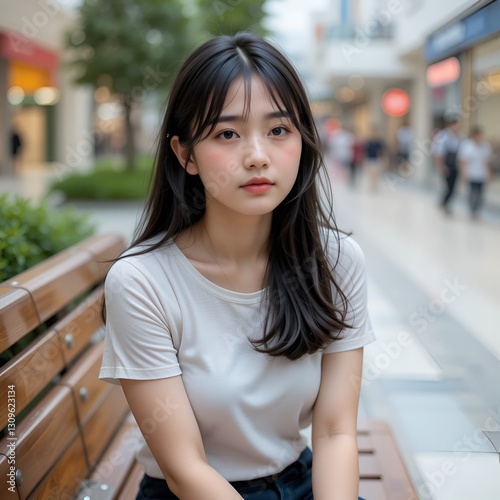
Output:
[100, 31, 356, 360]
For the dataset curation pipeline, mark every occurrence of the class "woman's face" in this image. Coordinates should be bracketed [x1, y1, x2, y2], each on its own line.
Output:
[179, 75, 302, 217]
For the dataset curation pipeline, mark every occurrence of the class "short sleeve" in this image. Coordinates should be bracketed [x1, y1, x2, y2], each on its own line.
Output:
[98, 259, 182, 385]
[457, 141, 471, 161]
[431, 130, 445, 157]
[322, 236, 376, 354]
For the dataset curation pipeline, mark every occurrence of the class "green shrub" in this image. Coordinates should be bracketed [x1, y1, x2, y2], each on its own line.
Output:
[48, 155, 154, 200]
[0, 193, 97, 283]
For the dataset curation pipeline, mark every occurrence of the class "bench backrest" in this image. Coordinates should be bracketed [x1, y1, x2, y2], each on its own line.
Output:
[0, 233, 130, 499]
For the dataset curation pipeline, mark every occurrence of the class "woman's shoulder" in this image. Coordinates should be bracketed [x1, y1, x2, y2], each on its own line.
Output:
[321, 228, 367, 277]
[321, 226, 365, 257]
[107, 232, 175, 282]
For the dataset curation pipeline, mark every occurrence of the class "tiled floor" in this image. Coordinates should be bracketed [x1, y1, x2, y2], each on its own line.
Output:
[330, 166, 500, 499]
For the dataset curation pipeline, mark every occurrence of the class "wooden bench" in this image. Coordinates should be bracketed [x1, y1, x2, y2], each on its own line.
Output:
[0, 233, 146, 499]
[0, 234, 417, 499]
[358, 419, 417, 499]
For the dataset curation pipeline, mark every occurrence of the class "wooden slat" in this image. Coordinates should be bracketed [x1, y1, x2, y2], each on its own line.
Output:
[358, 419, 390, 433]
[90, 412, 142, 494]
[357, 419, 417, 497]
[359, 479, 388, 500]
[117, 461, 145, 500]
[0, 249, 100, 323]
[0, 385, 80, 499]
[81, 385, 130, 468]
[359, 454, 382, 479]
[0, 289, 107, 430]
[60, 341, 109, 424]
[55, 288, 105, 365]
[28, 431, 89, 500]
[0, 326, 65, 430]
[0, 286, 39, 351]
[369, 430, 416, 500]
[357, 434, 375, 454]
[75, 233, 125, 279]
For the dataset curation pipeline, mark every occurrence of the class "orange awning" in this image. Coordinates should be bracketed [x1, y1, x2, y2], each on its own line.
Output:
[9, 60, 53, 95]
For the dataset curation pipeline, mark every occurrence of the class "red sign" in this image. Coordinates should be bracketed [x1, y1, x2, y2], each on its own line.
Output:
[0, 31, 58, 70]
[382, 88, 410, 117]
[427, 57, 460, 88]
[325, 118, 341, 134]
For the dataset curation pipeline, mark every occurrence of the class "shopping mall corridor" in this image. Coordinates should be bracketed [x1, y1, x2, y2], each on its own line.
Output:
[328, 166, 500, 500]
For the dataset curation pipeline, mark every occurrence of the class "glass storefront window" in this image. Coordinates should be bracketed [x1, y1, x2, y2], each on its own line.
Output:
[471, 36, 500, 173]
[428, 55, 463, 130]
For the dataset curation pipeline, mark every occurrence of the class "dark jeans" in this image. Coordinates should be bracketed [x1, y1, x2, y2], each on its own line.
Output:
[441, 166, 458, 208]
[135, 446, 367, 499]
[349, 161, 360, 186]
[469, 181, 484, 214]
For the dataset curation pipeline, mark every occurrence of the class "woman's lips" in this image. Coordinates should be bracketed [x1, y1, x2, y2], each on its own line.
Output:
[241, 183, 273, 193]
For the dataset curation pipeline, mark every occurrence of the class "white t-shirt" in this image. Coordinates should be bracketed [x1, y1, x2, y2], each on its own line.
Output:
[458, 139, 492, 182]
[330, 129, 354, 165]
[397, 126, 413, 154]
[98, 229, 376, 481]
[431, 128, 464, 157]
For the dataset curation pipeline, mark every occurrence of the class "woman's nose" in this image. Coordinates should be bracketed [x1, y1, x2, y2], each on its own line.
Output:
[243, 135, 271, 169]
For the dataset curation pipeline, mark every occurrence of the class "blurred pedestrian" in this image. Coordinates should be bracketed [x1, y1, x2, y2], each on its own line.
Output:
[396, 121, 413, 174]
[350, 132, 365, 187]
[458, 125, 493, 220]
[363, 125, 386, 192]
[432, 117, 464, 215]
[329, 124, 354, 181]
[11, 126, 23, 173]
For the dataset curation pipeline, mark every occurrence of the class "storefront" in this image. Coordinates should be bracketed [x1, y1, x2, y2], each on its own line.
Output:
[0, 30, 59, 174]
[470, 35, 500, 172]
[426, 0, 500, 175]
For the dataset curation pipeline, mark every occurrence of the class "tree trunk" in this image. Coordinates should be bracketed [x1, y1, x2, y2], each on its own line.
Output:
[123, 96, 136, 172]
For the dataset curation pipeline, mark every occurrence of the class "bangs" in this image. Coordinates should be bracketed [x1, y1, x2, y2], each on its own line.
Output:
[190, 56, 303, 144]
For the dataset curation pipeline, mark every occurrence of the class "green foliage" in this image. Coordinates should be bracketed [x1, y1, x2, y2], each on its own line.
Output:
[49, 156, 154, 200]
[66, 0, 269, 92]
[0, 194, 97, 283]
[65, 0, 193, 95]
[196, 0, 268, 37]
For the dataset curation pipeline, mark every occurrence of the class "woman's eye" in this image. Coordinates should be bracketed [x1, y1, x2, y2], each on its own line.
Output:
[219, 130, 236, 140]
[271, 127, 286, 137]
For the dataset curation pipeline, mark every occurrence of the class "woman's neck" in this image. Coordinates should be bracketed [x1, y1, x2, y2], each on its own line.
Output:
[194, 210, 272, 267]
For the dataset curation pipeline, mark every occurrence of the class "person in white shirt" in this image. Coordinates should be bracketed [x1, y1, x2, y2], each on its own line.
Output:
[329, 125, 354, 170]
[98, 32, 374, 500]
[458, 125, 493, 220]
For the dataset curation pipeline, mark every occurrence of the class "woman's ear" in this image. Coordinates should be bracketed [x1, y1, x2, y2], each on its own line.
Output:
[170, 136, 198, 176]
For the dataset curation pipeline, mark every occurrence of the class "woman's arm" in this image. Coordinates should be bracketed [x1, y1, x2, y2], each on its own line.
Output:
[120, 376, 243, 499]
[311, 347, 364, 500]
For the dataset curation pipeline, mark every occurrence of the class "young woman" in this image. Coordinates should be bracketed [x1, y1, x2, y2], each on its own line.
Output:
[99, 32, 375, 500]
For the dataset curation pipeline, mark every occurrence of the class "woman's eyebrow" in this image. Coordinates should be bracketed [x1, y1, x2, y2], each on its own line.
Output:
[211, 111, 294, 125]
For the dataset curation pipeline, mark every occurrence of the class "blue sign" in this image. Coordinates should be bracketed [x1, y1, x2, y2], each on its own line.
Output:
[425, 0, 500, 62]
